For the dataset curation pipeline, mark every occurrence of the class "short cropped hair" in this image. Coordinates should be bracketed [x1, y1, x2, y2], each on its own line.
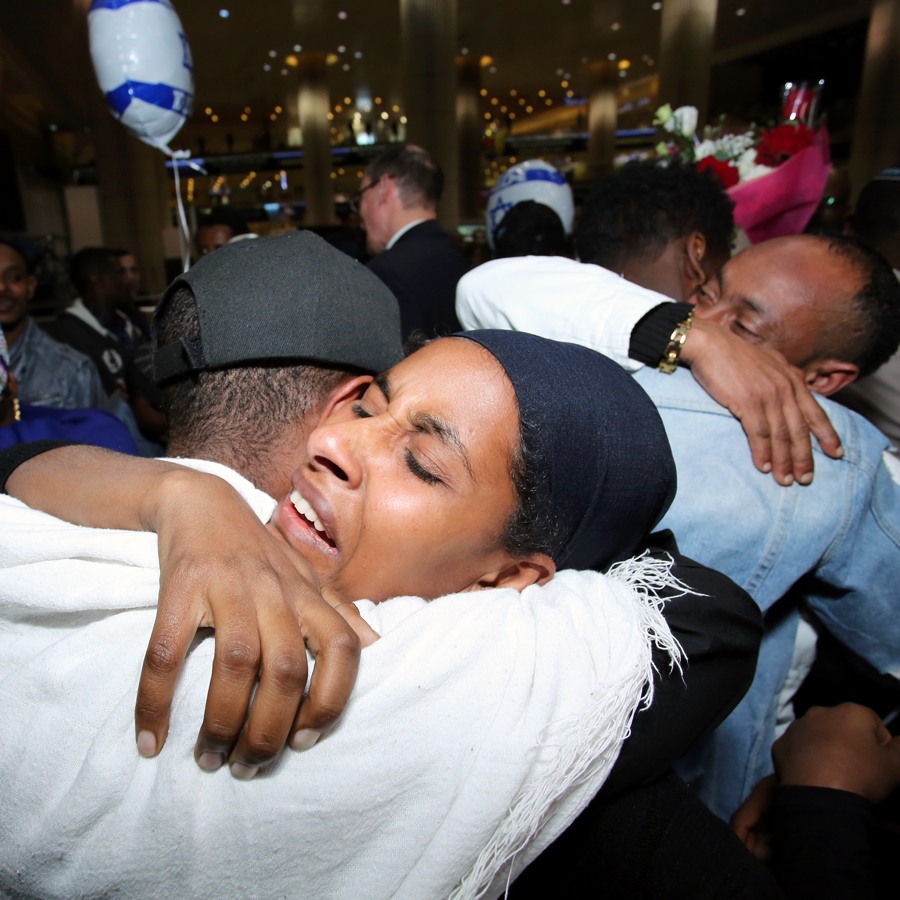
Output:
[197, 207, 249, 237]
[156, 285, 355, 483]
[365, 144, 444, 209]
[575, 160, 735, 270]
[69, 247, 120, 296]
[819, 234, 900, 378]
[494, 201, 572, 259]
[0, 238, 34, 274]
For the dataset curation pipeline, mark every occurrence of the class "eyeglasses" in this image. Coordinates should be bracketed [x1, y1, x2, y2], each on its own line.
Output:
[349, 177, 380, 213]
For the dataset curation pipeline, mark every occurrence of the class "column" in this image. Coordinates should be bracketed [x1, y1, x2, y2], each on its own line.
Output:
[295, 53, 334, 227]
[849, 0, 900, 194]
[658, 0, 719, 127]
[586, 60, 619, 180]
[456, 54, 482, 221]
[400, 0, 460, 228]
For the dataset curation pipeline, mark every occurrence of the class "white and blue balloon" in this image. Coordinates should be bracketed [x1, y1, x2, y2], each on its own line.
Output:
[486, 160, 575, 249]
[88, 0, 193, 154]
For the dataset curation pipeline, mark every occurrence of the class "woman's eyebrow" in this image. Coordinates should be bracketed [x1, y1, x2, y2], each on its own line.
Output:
[409, 411, 474, 479]
[376, 370, 474, 478]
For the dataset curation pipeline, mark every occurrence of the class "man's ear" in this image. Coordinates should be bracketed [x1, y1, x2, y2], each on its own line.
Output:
[315, 374, 373, 425]
[682, 232, 708, 296]
[473, 554, 556, 592]
[804, 358, 860, 397]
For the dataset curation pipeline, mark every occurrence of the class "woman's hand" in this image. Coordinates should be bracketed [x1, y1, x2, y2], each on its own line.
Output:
[139, 469, 362, 778]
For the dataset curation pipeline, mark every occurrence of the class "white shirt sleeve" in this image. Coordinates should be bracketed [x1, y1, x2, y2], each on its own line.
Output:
[456, 256, 674, 371]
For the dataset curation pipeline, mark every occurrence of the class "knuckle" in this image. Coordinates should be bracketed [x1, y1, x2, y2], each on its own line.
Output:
[304, 696, 344, 727]
[216, 639, 260, 677]
[134, 695, 165, 721]
[264, 649, 308, 691]
[201, 719, 241, 750]
[237, 732, 284, 766]
[771, 424, 792, 444]
[143, 637, 182, 678]
[325, 627, 362, 660]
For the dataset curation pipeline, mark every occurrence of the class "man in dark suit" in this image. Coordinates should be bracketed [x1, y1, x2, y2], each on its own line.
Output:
[357, 144, 467, 338]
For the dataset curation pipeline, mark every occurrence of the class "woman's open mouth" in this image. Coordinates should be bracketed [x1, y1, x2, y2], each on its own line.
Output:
[290, 489, 338, 550]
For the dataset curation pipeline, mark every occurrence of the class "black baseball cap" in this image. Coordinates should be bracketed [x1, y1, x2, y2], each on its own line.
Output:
[152, 230, 402, 383]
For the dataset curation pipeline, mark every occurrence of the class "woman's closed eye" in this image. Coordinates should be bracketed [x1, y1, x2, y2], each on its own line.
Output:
[353, 402, 444, 485]
[405, 450, 443, 485]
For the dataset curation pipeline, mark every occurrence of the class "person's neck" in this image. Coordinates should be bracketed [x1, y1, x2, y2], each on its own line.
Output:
[2, 317, 27, 348]
[83, 293, 117, 320]
[386, 208, 436, 245]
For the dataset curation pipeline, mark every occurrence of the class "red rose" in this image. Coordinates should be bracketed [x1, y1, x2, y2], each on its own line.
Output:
[755, 124, 815, 167]
[696, 156, 740, 188]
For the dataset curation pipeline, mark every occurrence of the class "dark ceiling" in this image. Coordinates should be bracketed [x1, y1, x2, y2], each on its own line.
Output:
[0, 0, 872, 137]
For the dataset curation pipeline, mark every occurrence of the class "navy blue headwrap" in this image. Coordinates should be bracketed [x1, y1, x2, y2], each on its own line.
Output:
[457, 330, 676, 571]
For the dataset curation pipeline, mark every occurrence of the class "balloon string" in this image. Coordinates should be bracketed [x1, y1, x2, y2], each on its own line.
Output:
[169, 149, 192, 272]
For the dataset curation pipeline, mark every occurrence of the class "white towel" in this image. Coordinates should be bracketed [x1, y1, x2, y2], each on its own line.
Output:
[0, 460, 682, 900]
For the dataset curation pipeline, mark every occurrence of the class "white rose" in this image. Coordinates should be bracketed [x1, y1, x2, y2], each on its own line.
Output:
[667, 106, 699, 138]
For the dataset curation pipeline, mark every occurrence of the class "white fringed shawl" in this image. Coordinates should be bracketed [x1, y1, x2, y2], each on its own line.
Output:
[0, 460, 684, 900]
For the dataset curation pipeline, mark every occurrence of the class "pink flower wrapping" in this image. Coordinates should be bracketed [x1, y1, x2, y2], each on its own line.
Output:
[727, 127, 831, 243]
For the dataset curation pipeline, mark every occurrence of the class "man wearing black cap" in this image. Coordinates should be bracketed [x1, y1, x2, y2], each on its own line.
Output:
[3, 230, 403, 771]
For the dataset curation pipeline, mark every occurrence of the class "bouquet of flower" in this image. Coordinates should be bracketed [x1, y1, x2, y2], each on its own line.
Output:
[653, 89, 831, 243]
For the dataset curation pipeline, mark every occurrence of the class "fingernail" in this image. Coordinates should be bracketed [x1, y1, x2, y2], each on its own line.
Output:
[798, 472, 813, 486]
[230, 762, 258, 780]
[197, 751, 225, 772]
[761, 462, 772, 473]
[137, 730, 157, 758]
[291, 728, 321, 751]
[781, 474, 794, 486]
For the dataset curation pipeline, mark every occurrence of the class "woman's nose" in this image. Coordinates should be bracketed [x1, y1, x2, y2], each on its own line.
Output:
[307, 421, 364, 488]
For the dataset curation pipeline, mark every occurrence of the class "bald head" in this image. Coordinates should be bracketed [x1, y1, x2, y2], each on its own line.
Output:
[693, 234, 900, 395]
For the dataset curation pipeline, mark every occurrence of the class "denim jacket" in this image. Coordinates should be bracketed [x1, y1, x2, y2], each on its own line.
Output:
[10, 318, 109, 410]
[634, 367, 900, 819]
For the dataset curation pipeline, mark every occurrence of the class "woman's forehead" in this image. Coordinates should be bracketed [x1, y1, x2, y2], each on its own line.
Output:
[385, 339, 519, 471]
